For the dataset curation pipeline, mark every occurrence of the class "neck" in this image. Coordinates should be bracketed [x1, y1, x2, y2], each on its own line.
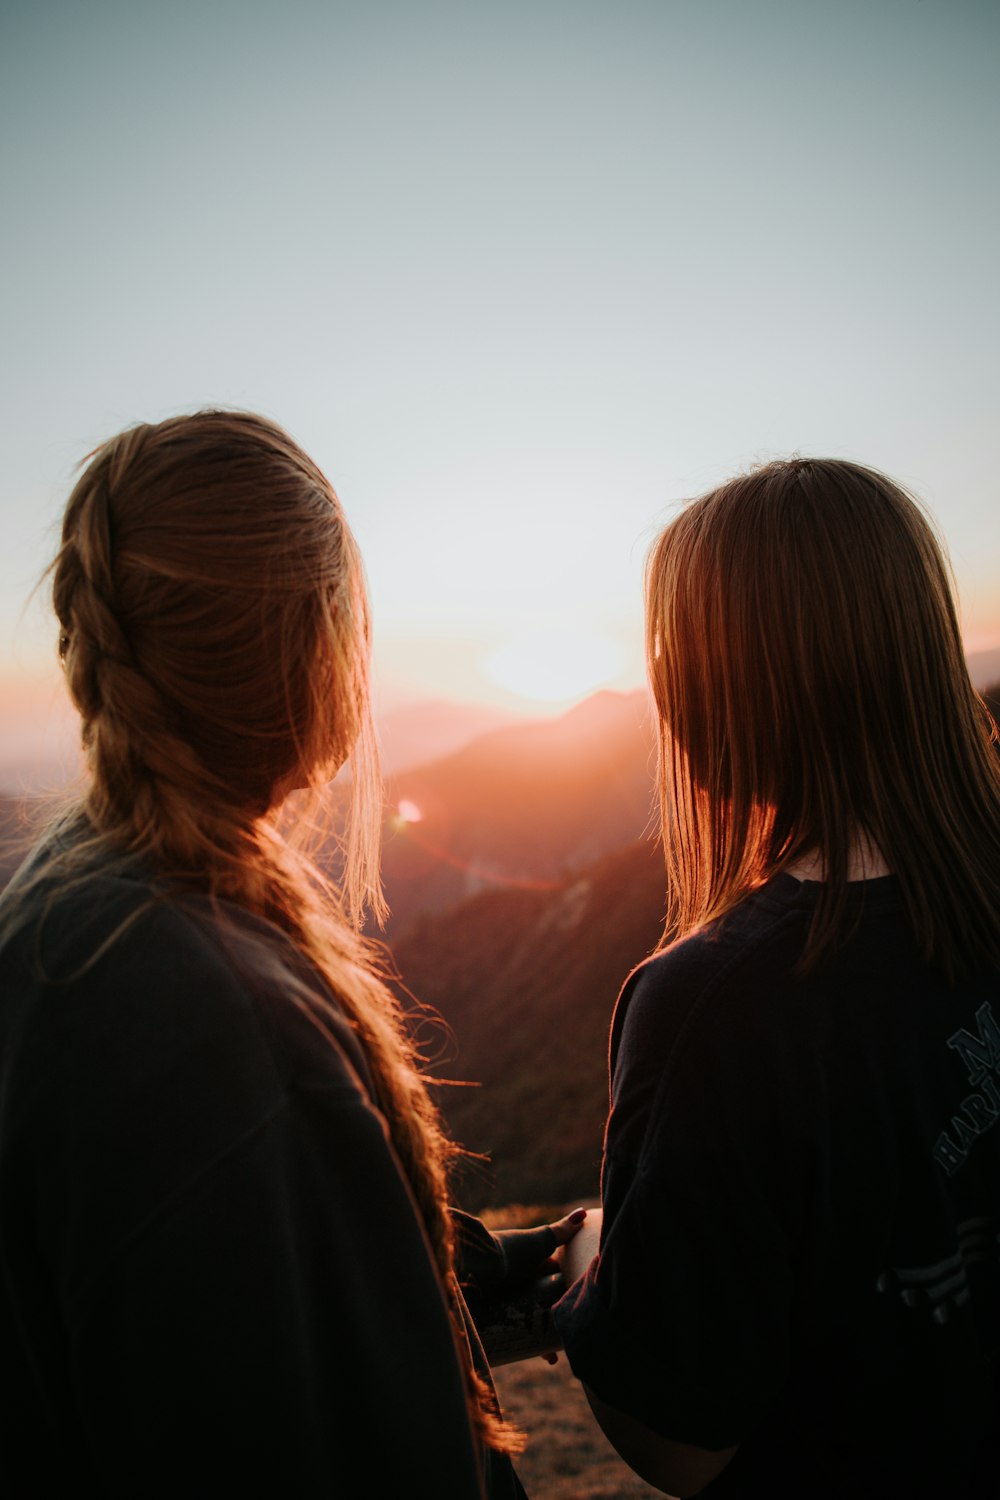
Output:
[784, 838, 891, 883]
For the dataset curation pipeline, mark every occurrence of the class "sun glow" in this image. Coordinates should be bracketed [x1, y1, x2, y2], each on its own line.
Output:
[482, 627, 627, 706]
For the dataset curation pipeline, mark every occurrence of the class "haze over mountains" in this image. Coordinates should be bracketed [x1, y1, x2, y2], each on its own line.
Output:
[968, 647, 1000, 693]
[375, 697, 524, 775]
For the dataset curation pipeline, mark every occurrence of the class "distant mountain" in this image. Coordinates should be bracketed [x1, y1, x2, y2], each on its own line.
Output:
[377, 689, 656, 940]
[388, 835, 667, 1212]
[376, 698, 526, 774]
[968, 649, 1000, 691]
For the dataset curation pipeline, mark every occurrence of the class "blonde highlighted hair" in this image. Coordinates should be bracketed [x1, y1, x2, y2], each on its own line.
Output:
[645, 456, 1000, 979]
[18, 409, 516, 1455]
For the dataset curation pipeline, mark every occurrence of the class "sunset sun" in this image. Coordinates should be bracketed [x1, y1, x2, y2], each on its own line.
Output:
[482, 628, 626, 705]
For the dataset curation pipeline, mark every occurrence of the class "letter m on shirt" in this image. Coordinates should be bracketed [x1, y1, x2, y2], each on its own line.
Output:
[947, 1003, 1000, 1087]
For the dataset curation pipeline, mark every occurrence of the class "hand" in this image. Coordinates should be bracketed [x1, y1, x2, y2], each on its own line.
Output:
[554, 1205, 602, 1291]
[468, 1208, 597, 1369]
[532, 1206, 589, 1285]
[549, 1205, 589, 1251]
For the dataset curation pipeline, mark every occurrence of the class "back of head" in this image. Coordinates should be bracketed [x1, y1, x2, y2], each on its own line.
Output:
[645, 456, 1000, 977]
[51, 409, 378, 911]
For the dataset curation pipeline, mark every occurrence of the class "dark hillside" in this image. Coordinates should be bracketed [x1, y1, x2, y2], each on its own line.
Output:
[389, 835, 667, 1211]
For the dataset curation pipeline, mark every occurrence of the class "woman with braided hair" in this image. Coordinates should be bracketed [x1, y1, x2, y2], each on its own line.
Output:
[0, 411, 580, 1497]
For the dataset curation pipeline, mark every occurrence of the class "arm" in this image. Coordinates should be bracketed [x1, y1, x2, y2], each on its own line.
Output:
[580, 1387, 738, 1498]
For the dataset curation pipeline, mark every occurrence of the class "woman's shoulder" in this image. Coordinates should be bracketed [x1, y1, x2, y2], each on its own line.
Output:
[2, 835, 248, 1005]
[611, 876, 821, 1080]
[0, 843, 407, 1336]
[615, 878, 808, 1039]
[611, 872, 917, 1099]
[0, 836, 372, 1129]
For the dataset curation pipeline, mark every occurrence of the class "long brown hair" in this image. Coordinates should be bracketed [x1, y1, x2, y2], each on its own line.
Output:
[17, 409, 516, 1453]
[645, 456, 1000, 979]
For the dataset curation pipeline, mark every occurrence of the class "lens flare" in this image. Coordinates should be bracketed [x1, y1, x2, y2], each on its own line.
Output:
[388, 798, 562, 891]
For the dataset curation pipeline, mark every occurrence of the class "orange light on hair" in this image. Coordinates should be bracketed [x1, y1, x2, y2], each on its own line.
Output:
[645, 457, 1000, 979]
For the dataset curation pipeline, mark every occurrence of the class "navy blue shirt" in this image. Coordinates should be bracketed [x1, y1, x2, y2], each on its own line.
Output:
[555, 874, 1000, 1498]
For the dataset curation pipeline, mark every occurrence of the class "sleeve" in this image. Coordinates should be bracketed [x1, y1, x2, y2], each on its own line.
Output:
[553, 949, 805, 1450]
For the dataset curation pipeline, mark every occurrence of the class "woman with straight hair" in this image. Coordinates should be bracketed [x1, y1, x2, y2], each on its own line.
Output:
[554, 458, 1000, 1498]
[0, 410, 578, 1498]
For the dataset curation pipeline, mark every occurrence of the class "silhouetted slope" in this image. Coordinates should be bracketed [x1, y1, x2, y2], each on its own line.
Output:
[379, 690, 655, 939]
[389, 835, 667, 1211]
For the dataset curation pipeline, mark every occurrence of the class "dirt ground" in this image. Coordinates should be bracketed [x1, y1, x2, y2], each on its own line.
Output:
[495, 1355, 663, 1500]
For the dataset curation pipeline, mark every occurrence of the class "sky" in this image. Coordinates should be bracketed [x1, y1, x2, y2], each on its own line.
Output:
[2, 0, 998, 784]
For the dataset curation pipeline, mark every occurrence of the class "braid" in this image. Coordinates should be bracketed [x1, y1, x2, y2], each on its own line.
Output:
[57, 490, 200, 858]
[55, 427, 143, 733]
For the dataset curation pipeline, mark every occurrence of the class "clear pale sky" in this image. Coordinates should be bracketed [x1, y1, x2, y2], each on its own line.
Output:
[2, 0, 998, 772]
